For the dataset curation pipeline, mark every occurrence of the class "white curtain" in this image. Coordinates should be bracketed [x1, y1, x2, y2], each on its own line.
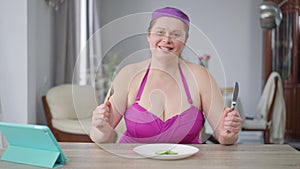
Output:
[52, 0, 108, 103]
[86, 0, 105, 103]
[70, 0, 106, 103]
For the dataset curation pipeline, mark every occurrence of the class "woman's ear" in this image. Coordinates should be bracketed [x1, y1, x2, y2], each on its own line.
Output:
[147, 33, 151, 42]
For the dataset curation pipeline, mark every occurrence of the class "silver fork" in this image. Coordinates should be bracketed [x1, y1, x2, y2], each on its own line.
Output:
[107, 85, 114, 101]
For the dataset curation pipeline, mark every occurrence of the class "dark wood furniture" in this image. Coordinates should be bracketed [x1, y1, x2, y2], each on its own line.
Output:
[263, 0, 300, 140]
[42, 96, 92, 142]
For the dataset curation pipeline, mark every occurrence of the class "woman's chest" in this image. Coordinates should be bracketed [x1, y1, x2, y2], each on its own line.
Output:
[127, 76, 200, 120]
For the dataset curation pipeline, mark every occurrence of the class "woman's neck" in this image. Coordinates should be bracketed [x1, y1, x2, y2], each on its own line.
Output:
[150, 56, 180, 76]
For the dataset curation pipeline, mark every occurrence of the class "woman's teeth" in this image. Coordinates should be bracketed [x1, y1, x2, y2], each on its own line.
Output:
[160, 46, 172, 51]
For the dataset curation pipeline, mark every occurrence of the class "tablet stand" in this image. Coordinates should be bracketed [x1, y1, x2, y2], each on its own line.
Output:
[1, 145, 64, 168]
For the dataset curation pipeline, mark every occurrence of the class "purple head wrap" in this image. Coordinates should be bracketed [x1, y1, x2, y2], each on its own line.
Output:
[151, 7, 190, 27]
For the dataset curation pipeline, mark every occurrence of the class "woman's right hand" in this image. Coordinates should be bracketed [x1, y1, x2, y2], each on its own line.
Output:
[90, 100, 117, 143]
[91, 101, 113, 133]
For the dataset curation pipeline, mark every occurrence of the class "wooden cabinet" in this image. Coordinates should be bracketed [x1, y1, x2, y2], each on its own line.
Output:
[263, 0, 300, 140]
[295, 85, 300, 137]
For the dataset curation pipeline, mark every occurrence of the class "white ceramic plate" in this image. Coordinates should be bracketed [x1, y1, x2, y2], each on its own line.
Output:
[133, 144, 199, 160]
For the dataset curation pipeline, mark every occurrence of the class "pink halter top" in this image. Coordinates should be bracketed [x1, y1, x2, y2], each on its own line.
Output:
[119, 63, 204, 144]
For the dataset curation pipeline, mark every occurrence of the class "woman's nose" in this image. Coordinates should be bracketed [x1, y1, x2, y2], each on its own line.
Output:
[162, 35, 171, 43]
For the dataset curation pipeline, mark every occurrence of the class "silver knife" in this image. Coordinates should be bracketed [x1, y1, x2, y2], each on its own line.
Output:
[231, 82, 239, 110]
[226, 82, 239, 134]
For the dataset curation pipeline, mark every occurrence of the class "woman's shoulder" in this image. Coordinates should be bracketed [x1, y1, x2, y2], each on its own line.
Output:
[113, 59, 149, 82]
[182, 60, 212, 88]
[118, 60, 149, 75]
[182, 60, 209, 76]
[182, 60, 217, 93]
[112, 60, 149, 97]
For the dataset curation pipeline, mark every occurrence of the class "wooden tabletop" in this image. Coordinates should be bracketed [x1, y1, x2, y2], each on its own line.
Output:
[1, 143, 300, 169]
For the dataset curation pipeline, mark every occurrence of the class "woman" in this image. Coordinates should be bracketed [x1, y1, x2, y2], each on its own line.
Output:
[90, 7, 242, 145]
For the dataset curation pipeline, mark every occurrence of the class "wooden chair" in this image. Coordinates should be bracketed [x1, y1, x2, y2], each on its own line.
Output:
[242, 76, 279, 144]
[42, 84, 97, 142]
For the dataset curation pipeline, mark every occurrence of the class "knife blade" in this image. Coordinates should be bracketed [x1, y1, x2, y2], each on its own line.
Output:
[230, 82, 239, 110]
[226, 81, 239, 134]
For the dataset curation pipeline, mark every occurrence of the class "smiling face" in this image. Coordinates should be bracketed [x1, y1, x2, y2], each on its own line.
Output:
[147, 17, 188, 59]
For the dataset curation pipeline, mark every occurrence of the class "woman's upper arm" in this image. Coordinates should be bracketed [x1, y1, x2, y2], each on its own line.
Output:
[197, 67, 225, 134]
[108, 65, 133, 128]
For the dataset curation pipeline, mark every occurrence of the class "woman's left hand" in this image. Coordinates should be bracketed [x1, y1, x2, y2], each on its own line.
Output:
[220, 108, 243, 141]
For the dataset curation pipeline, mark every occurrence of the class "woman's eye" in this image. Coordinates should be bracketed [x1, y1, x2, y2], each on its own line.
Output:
[156, 31, 165, 35]
[171, 33, 181, 38]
